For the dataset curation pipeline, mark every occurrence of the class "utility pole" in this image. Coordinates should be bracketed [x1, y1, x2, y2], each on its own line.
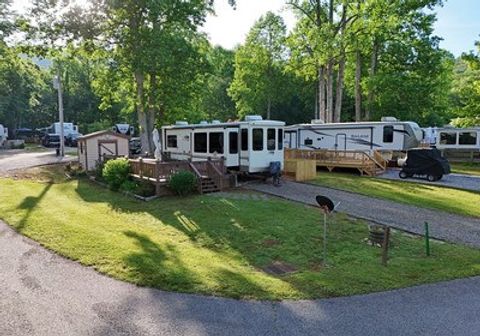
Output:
[53, 70, 65, 157]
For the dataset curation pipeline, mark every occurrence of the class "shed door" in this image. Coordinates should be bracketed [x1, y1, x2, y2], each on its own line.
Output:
[98, 140, 118, 161]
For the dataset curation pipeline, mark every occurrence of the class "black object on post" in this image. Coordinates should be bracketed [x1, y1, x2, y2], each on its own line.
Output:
[316, 195, 335, 266]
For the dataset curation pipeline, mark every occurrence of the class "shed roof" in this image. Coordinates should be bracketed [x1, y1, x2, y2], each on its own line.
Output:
[78, 130, 130, 142]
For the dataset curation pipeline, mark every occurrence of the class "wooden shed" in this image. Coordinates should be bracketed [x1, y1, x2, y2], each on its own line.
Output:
[78, 130, 130, 171]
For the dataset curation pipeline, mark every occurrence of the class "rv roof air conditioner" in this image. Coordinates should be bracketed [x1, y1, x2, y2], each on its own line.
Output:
[381, 117, 398, 122]
[212, 120, 221, 124]
[311, 119, 325, 124]
[175, 121, 189, 126]
[200, 121, 209, 125]
[245, 115, 263, 122]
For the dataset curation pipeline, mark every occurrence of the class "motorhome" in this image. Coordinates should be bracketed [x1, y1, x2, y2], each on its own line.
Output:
[112, 124, 135, 136]
[285, 118, 423, 153]
[0, 124, 8, 147]
[161, 116, 285, 173]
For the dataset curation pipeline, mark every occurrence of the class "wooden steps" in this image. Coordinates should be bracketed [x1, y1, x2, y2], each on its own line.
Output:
[200, 177, 220, 194]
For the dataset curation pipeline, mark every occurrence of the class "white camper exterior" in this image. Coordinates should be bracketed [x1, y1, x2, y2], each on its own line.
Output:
[112, 124, 135, 136]
[435, 128, 480, 150]
[161, 116, 285, 173]
[41, 122, 79, 137]
[285, 119, 423, 152]
[0, 124, 8, 147]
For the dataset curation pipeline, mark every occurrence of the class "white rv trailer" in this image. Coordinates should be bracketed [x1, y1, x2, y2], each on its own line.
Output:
[435, 127, 480, 150]
[112, 124, 135, 136]
[40, 122, 79, 137]
[285, 118, 423, 152]
[0, 124, 8, 147]
[161, 116, 285, 173]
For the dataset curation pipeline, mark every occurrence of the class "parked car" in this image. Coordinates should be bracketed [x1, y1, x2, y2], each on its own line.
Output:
[129, 137, 141, 155]
[399, 148, 451, 182]
[42, 134, 61, 148]
[66, 133, 82, 147]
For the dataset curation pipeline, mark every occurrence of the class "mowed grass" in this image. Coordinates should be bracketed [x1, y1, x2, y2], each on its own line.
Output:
[451, 162, 480, 176]
[2, 176, 480, 300]
[313, 171, 480, 218]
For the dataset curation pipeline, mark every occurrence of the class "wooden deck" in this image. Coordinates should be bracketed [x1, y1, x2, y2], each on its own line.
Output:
[129, 158, 230, 195]
[285, 149, 387, 176]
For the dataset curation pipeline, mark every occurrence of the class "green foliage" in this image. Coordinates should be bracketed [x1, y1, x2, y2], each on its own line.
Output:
[102, 158, 131, 191]
[168, 170, 197, 196]
[134, 180, 156, 197]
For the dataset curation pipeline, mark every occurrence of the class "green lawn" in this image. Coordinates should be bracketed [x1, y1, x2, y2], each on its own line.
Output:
[2, 174, 480, 300]
[451, 162, 480, 176]
[313, 172, 480, 218]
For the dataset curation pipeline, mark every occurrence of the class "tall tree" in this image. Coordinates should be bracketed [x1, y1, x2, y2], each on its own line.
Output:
[229, 12, 287, 119]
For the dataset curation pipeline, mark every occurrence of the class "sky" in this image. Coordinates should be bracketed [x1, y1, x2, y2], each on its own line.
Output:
[11, 0, 480, 56]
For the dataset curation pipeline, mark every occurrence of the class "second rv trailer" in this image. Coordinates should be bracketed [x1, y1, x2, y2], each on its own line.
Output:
[285, 119, 423, 152]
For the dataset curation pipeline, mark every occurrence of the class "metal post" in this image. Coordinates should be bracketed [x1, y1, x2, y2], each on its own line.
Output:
[425, 222, 430, 257]
[323, 212, 327, 266]
[54, 70, 65, 157]
[381, 226, 390, 267]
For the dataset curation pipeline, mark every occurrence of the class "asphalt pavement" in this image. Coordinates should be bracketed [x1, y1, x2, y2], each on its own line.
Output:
[2, 220, 480, 336]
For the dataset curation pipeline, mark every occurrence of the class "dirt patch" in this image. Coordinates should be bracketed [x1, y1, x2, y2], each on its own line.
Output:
[262, 261, 297, 276]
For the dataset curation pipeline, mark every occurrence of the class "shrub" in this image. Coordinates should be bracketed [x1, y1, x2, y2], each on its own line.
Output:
[102, 158, 131, 191]
[135, 180, 156, 197]
[95, 161, 106, 181]
[120, 180, 137, 193]
[168, 170, 197, 196]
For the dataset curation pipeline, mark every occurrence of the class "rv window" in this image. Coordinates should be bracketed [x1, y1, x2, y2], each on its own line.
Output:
[440, 132, 457, 145]
[241, 129, 248, 151]
[304, 138, 313, 146]
[209, 132, 224, 154]
[167, 135, 177, 148]
[459, 132, 477, 145]
[383, 126, 394, 143]
[253, 129, 263, 151]
[229, 132, 238, 154]
[267, 129, 275, 150]
[194, 133, 207, 153]
[278, 129, 283, 150]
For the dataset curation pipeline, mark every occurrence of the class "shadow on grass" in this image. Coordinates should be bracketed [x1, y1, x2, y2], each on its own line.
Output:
[16, 182, 53, 231]
[74, 178, 314, 298]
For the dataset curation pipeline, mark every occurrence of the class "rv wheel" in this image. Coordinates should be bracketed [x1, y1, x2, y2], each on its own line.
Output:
[399, 171, 408, 179]
[427, 174, 437, 182]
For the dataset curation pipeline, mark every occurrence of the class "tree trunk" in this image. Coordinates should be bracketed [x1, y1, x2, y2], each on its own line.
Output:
[355, 49, 362, 121]
[366, 39, 379, 121]
[134, 70, 151, 155]
[334, 53, 345, 123]
[326, 60, 334, 123]
[318, 66, 326, 121]
[146, 73, 157, 153]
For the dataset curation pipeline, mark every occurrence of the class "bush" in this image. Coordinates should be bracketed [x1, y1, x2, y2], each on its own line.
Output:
[135, 180, 156, 197]
[168, 170, 197, 196]
[95, 161, 106, 182]
[120, 180, 137, 193]
[102, 158, 131, 191]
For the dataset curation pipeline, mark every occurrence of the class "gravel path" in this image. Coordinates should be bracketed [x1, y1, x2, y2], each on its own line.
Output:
[379, 168, 480, 192]
[0, 149, 76, 174]
[2, 220, 480, 336]
[246, 181, 480, 247]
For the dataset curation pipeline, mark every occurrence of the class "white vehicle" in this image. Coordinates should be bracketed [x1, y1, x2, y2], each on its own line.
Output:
[112, 124, 135, 136]
[40, 122, 79, 138]
[0, 124, 8, 147]
[161, 116, 285, 173]
[285, 117, 423, 152]
[435, 127, 480, 150]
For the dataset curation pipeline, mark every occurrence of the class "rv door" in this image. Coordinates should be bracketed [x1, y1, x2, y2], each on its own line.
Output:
[335, 133, 347, 151]
[240, 127, 249, 171]
[226, 128, 239, 167]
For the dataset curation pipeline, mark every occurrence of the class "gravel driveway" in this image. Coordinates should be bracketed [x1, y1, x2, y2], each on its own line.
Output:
[2, 220, 480, 336]
[379, 168, 480, 192]
[246, 181, 480, 247]
[0, 149, 75, 174]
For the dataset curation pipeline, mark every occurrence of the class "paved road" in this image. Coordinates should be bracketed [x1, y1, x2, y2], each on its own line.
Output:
[0, 149, 75, 173]
[2, 220, 480, 336]
[247, 181, 480, 247]
[379, 168, 480, 192]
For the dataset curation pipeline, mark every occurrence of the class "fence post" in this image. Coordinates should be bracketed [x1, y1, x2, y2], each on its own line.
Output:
[139, 158, 143, 179]
[425, 222, 430, 257]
